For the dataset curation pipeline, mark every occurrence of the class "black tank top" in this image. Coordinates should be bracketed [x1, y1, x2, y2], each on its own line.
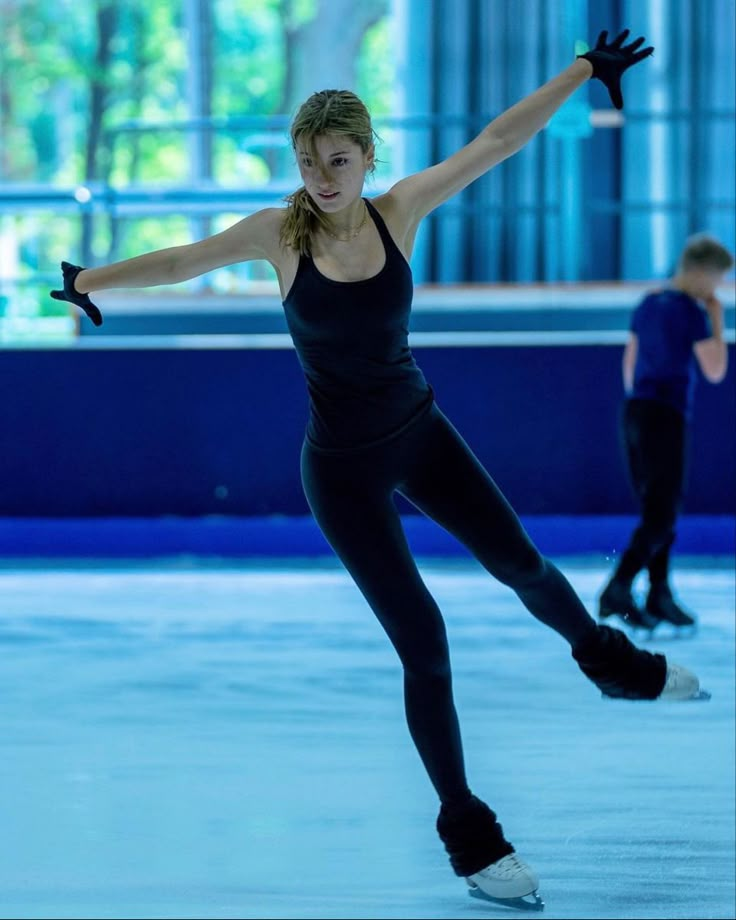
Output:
[282, 198, 433, 450]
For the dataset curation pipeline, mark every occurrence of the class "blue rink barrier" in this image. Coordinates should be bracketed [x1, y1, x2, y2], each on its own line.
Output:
[0, 514, 732, 558]
[0, 341, 733, 518]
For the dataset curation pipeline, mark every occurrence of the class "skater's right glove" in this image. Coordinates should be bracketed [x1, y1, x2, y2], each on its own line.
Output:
[50, 261, 103, 327]
[578, 29, 654, 110]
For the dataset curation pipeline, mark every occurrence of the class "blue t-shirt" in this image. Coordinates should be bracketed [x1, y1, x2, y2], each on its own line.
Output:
[630, 288, 712, 418]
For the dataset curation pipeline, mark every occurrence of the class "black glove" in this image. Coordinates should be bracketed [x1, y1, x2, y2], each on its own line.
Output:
[50, 261, 103, 327]
[578, 29, 654, 110]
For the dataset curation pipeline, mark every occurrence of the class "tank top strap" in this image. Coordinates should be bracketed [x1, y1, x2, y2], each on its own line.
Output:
[364, 198, 399, 257]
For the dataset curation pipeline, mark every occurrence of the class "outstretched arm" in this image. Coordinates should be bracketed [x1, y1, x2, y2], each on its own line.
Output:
[384, 29, 653, 233]
[51, 207, 284, 326]
[385, 59, 592, 227]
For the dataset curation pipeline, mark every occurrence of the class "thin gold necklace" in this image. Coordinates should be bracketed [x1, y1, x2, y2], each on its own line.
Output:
[323, 202, 368, 242]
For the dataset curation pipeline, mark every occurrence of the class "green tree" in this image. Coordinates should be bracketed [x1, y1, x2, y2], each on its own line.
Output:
[0, 0, 394, 299]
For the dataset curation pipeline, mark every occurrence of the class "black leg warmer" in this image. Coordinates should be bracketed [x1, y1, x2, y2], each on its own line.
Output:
[437, 795, 514, 877]
[572, 623, 667, 700]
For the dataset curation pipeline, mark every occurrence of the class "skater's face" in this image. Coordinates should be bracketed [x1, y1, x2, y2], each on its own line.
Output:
[297, 134, 374, 213]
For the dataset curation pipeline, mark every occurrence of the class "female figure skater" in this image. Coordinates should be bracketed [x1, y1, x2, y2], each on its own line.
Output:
[52, 29, 707, 911]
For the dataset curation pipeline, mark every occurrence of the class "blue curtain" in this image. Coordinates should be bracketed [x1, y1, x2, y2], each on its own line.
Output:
[398, 0, 735, 282]
[619, 0, 735, 278]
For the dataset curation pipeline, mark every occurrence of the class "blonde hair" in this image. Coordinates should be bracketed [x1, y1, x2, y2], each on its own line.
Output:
[280, 90, 378, 256]
[678, 233, 734, 273]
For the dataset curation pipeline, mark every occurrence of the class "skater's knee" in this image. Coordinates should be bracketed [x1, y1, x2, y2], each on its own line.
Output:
[402, 641, 453, 684]
[493, 546, 547, 590]
[643, 511, 677, 538]
[633, 521, 675, 556]
[640, 493, 679, 531]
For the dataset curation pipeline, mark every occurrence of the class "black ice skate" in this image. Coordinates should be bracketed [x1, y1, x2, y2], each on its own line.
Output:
[598, 577, 659, 631]
[646, 582, 697, 631]
[573, 623, 710, 701]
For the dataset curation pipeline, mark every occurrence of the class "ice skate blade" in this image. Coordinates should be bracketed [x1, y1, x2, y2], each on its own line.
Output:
[600, 688, 711, 701]
[468, 885, 544, 912]
[598, 618, 656, 639]
[598, 610, 658, 634]
[682, 688, 711, 701]
[646, 620, 698, 639]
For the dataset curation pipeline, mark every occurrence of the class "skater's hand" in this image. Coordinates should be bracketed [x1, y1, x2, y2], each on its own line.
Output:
[578, 29, 654, 109]
[50, 261, 103, 327]
[703, 294, 724, 339]
[703, 293, 723, 315]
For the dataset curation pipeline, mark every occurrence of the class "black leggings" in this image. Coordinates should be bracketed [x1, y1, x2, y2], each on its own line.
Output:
[616, 398, 688, 585]
[301, 403, 596, 806]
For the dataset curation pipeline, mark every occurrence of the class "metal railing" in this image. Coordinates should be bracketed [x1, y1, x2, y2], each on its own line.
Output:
[0, 109, 733, 286]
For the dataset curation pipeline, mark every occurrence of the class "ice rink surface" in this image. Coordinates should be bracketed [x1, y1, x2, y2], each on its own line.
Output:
[0, 555, 733, 920]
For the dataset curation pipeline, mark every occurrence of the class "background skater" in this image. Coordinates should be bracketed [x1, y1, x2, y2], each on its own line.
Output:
[599, 233, 733, 632]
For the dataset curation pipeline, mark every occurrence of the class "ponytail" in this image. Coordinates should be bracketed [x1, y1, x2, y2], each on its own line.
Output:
[280, 186, 329, 256]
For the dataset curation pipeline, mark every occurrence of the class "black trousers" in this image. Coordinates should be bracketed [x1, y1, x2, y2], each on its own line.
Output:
[616, 398, 688, 585]
[301, 402, 596, 806]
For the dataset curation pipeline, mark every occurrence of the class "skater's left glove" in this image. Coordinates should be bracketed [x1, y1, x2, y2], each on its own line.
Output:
[578, 29, 654, 109]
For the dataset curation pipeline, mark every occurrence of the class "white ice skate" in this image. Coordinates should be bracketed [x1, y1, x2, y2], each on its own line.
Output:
[467, 852, 544, 911]
[659, 662, 711, 701]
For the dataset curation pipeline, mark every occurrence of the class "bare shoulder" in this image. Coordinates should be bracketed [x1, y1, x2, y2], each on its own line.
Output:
[193, 206, 297, 297]
[233, 206, 297, 273]
[370, 160, 473, 258]
[370, 186, 411, 226]
[373, 129, 508, 233]
[201, 206, 284, 262]
[254, 207, 300, 299]
[369, 189, 419, 259]
[242, 206, 287, 256]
